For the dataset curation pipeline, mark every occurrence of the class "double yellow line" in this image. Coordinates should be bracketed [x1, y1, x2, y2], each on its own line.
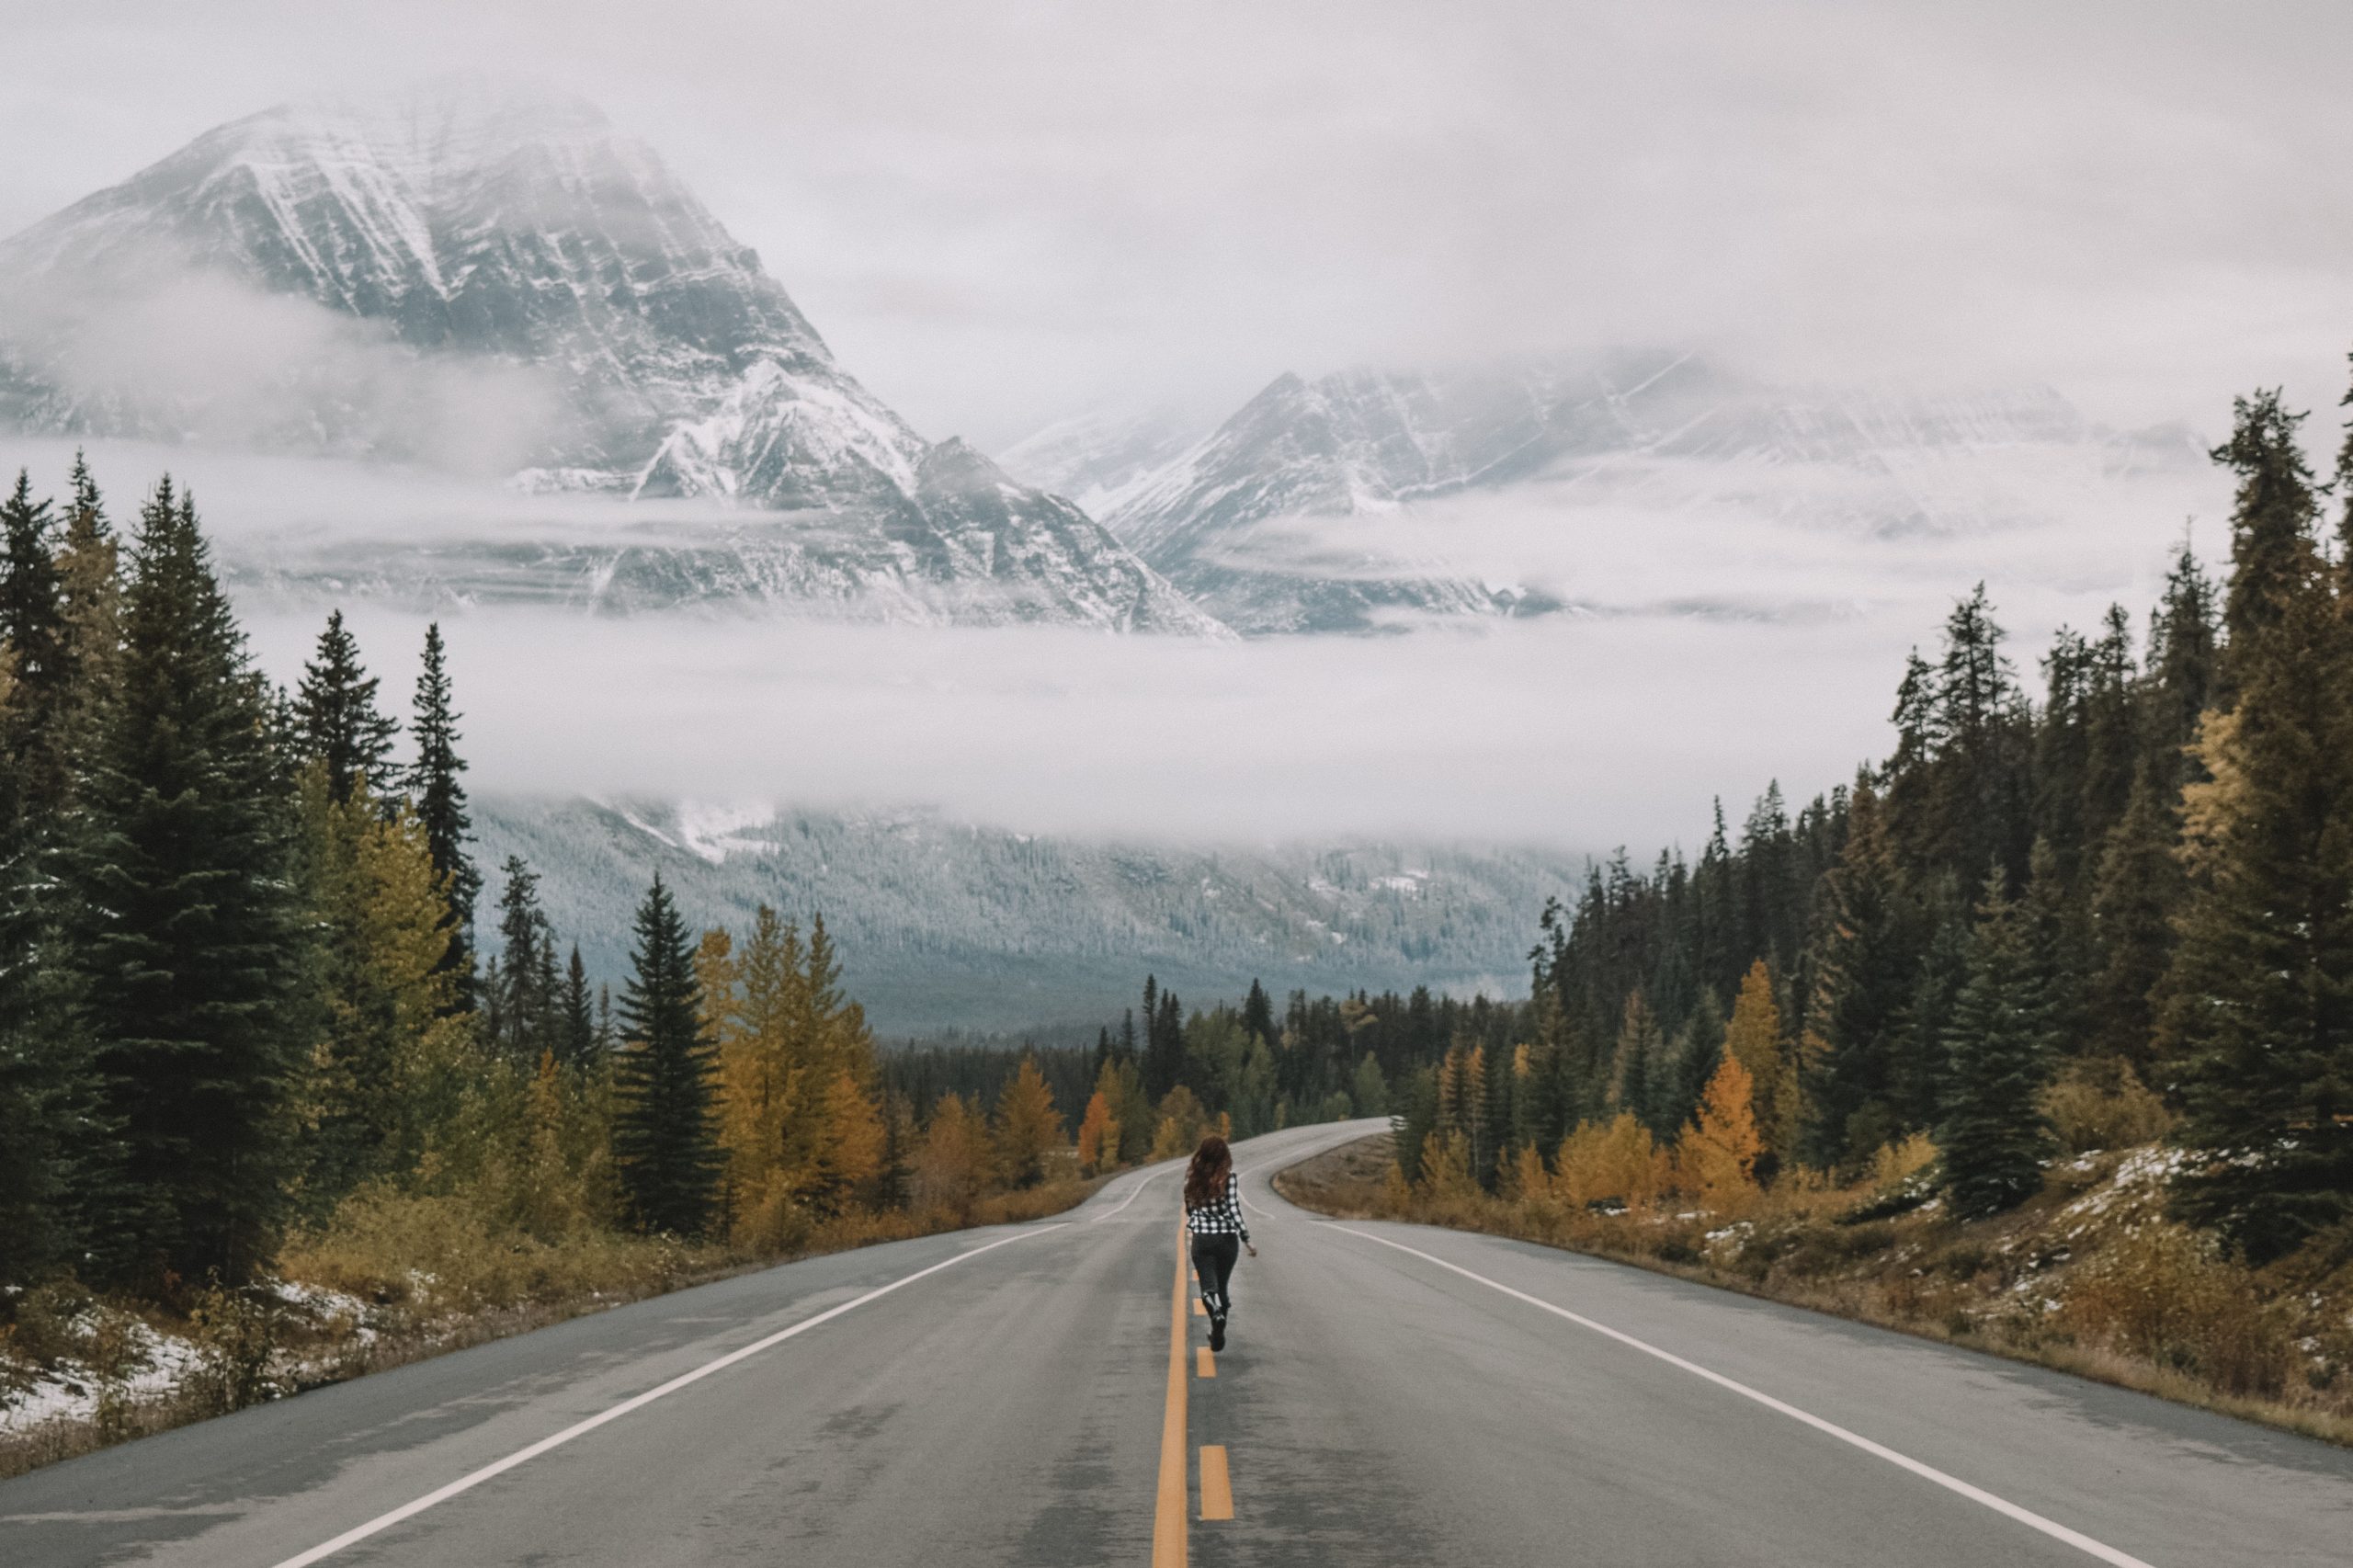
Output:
[1153, 1220, 1235, 1565]
[1154, 1221, 1190, 1565]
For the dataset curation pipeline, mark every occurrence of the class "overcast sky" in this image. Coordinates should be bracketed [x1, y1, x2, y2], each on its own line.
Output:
[6, 0, 2351, 449]
[1, 4, 2345, 853]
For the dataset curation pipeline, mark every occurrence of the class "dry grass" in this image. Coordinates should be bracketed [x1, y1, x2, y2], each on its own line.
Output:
[1278, 1133, 2353, 1449]
[0, 1175, 1106, 1481]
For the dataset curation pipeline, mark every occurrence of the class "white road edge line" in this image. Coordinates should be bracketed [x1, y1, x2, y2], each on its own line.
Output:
[1236, 1126, 1373, 1219]
[267, 1224, 1068, 1568]
[1089, 1165, 1167, 1222]
[1332, 1226, 2160, 1568]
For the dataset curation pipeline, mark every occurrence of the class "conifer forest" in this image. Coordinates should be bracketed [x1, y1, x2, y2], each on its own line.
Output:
[8, 372, 2353, 1455]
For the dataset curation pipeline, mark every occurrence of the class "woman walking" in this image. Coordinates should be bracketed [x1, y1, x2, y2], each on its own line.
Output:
[1183, 1134, 1256, 1351]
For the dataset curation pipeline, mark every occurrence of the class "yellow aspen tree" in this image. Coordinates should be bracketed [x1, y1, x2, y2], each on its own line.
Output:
[1074, 1090, 1116, 1175]
[1506, 1141, 1551, 1203]
[1677, 1052, 1763, 1214]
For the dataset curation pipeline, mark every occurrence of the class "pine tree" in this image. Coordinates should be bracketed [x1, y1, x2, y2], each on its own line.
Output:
[613, 875, 722, 1235]
[1350, 1052, 1390, 1118]
[2160, 517, 2353, 1259]
[1940, 868, 2055, 1219]
[2212, 389, 2321, 669]
[0, 470, 68, 819]
[2145, 537, 2220, 796]
[559, 946, 597, 1067]
[293, 609, 401, 805]
[1608, 990, 1662, 1131]
[2086, 764, 2178, 1062]
[1804, 782, 1918, 1166]
[490, 857, 552, 1062]
[1242, 978, 1276, 1046]
[63, 480, 308, 1285]
[407, 624, 478, 994]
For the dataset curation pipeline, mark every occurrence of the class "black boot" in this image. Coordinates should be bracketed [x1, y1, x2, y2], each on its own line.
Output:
[1209, 1314, 1227, 1353]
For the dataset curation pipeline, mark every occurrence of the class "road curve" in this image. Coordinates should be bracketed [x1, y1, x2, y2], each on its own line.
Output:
[4, 1119, 2349, 1566]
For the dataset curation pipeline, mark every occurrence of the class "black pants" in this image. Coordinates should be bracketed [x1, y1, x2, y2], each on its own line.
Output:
[1191, 1233, 1240, 1317]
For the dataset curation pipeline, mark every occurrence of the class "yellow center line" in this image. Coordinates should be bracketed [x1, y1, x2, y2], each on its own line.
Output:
[1153, 1220, 1189, 1568]
[1199, 1446, 1234, 1521]
[1196, 1346, 1215, 1379]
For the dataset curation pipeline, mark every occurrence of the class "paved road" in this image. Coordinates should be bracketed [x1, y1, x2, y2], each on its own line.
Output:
[6, 1119, 2351, 1566]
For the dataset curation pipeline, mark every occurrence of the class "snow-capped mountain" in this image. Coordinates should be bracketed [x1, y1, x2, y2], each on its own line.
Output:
[0, 80, 1221, 632]
[1010, 353, 2208, 634]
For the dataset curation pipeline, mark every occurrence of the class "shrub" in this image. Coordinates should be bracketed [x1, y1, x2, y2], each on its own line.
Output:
[2040, 1060, 2176, 1154]
[2059, 1222, 2293, 1397]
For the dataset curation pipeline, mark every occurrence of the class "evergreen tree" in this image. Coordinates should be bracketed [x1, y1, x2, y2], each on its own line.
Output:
[293, 609, 401, 805]
[0, 470, 68, 819]
[1940, 869, 2055, 1219]
[2160, 516, 2353, 1260]
[560, 946, 597, 1067]
[2144, 538, 2220, 796]
[1803, 782, 1917, 1165]
[2086, 764, 2179, 1063]
[1608, 990, 1662, 1133]
[2212, 389, 2321, 670]
[491, 857, 552, 1062]
[1241, 978, 1276, 1046]
[407, 623, 479, 994]
[613, 875, 722, 1235]
[63, 480, 308, 1285]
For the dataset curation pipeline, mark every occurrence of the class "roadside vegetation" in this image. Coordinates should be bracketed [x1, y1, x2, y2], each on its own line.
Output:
[1282, 378, 2353, 1448]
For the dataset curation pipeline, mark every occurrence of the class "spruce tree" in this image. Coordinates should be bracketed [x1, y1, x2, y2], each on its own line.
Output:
[613, 875, 722, 1235]
[2087, 764, 2180, 1062]
[54, 452, 122, 757]
[1804, 782, 1918, 1165]
[2144, 538, 2219, 795]
[2212, 389, 2321, 670]
[293, 609, 401, 805]
[407, 623, 479, 993]
[0, 470, 68, 819]
[2159, 502, 2353, 1260]
[491, 856, 552, 1062]
[63, 480, 307, 1285]
[560, 945, 597, 1067]
[1940, 868, 2054, 1219]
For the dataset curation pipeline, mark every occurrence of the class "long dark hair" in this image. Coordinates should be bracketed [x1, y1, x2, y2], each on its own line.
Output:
[1184, 1134, 1232, 1209]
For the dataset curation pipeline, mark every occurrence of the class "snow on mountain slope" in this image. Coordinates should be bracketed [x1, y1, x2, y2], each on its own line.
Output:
[0, 79, 1220, 632]
[1036, 353, 2207, 635]
[475, 795, 1578, 1034]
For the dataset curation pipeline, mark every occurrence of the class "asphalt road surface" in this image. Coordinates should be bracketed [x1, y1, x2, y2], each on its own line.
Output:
[6, 1119, 2351, 1566]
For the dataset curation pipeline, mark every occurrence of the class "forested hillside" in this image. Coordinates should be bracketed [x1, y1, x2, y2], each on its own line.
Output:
[471, 798, 1573, 1036]
[0, 463, 1428, 1466]
[1357, 381, 2353, 1435]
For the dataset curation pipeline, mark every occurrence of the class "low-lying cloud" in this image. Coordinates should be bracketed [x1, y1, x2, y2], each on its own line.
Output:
[0, 426, 2216, 858]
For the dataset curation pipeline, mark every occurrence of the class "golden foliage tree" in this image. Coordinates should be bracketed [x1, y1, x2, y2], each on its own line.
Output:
[1677, 1051, 1764, 1213]
[1555, 1112, 1669, 1210]
[993, 1057, 1065, 1188]
[913, 1093, 985, 1220]
[1723, 960, 1802, 1164]
[1150, 1085, 1212, 1160]
[1074, 1089, 1118, 1176]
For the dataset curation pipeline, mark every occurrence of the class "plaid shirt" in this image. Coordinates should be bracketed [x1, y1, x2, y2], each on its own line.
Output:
[1185, 1172, 1250, 1243]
